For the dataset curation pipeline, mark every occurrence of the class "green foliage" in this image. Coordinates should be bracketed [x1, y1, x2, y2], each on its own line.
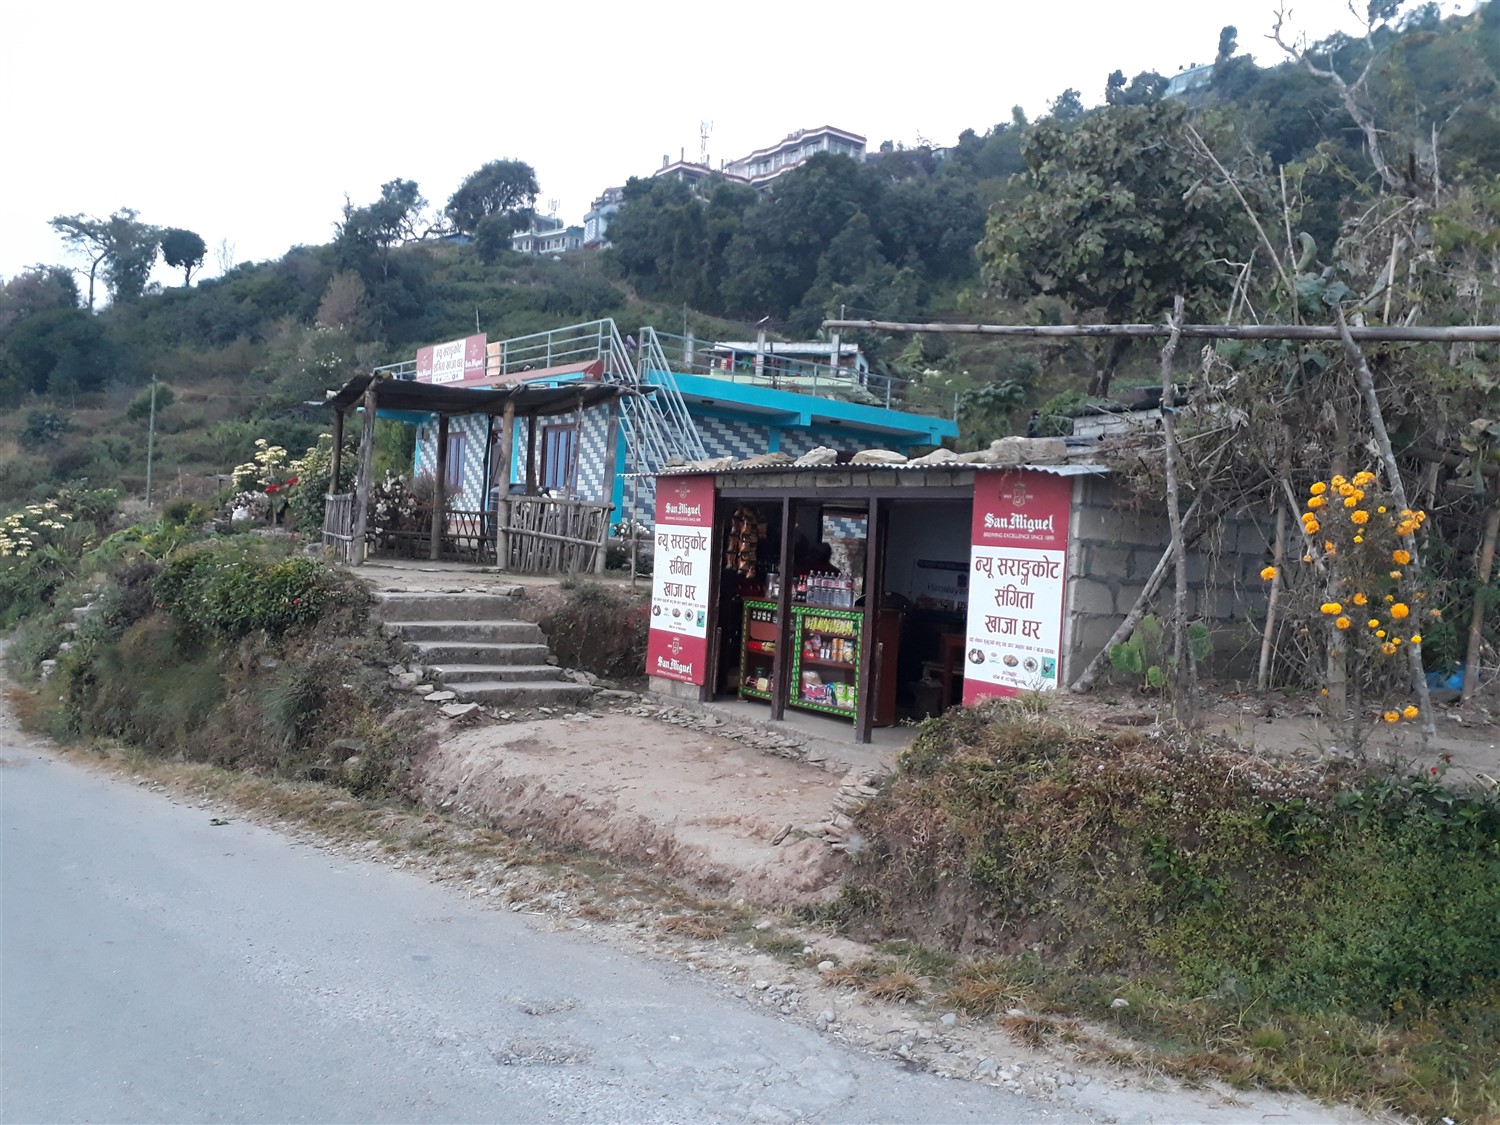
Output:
[20, 409, 74, 447]
[845, 702, 1500, 1020]
[978, 101, 1253, 395]
[1107, 614, 1210, 690]
[158, 228, 207, 286]
[445, 158, 538, 236]
[284, 432, 356, 533]
[49, 208, 160, 307]
[125, 383, 174, 421]
[153, 542, 358, 641]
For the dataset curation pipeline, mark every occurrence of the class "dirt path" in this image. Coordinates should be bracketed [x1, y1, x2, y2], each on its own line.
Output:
[410, 713, 851, 906]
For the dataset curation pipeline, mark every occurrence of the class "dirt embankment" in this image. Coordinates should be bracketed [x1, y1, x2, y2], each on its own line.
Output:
[408, 713, 849, 905]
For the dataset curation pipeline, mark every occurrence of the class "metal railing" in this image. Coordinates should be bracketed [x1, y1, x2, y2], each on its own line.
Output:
[641, 329, 912, 409]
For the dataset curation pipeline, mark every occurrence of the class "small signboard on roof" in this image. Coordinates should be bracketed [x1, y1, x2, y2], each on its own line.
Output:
[415, 334, 487, 384]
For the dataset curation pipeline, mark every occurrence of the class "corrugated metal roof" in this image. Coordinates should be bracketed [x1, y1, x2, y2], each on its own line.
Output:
[644, 461, 1108, 478]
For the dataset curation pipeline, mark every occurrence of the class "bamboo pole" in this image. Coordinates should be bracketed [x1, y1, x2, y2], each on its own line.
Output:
[821, 319, 1500, 343]
[1258, 504, 1288, 693]
[1462, 507, 1500, 705]
[1070, 495, 1203, 693]
[1159, 297, 1196, 726]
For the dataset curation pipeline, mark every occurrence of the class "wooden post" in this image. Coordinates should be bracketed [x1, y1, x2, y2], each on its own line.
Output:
[525, 415, 539, 494]
[496, 400, 515, 570]
[328, 409, 345, 495]
[431, 414, 449, 561]
[855, 498, 885, 744]
[770, 497, 794, 722]
[350, 380, 378, 566]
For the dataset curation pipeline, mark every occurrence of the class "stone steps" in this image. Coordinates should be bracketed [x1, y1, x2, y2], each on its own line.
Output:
[371, 590, 591, 710]
[385, 619, 545, 643]
[425, 663, 561, 684]
[448, 680, 594, 706]
[371, 592, 525, 622]
[405, 640, 552, 665]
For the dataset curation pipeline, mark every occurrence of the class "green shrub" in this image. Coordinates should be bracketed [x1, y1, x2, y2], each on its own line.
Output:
[154, 542, 359, 641]
[846, 702, 1500, 1014]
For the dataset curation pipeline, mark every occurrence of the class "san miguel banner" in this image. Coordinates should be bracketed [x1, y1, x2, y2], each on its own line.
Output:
[963, 470, 1072, 703]
[646, 475, 714, 685]
[415, 334, 486, 384]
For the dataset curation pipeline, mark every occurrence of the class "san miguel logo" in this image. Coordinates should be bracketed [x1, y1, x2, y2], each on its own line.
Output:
[1005, 479, 1035, 509]
[984, 511, 1056, 533]
[669, 636, 683, 657]
[673, 481, 694, 501]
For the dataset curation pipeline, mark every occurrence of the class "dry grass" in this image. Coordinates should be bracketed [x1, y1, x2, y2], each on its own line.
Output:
[865, 969, 924, 1002]
[659, 914, 726, 941]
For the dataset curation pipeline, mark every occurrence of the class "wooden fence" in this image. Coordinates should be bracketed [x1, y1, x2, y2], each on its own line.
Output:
[322, 493, 355, 562]
[500, 497, 612, 574]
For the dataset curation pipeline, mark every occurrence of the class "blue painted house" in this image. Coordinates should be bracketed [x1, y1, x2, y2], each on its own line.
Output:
[381, 319, 956, 529]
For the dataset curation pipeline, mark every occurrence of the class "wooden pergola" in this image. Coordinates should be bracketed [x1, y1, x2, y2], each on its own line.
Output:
[322, 373, 642, 572]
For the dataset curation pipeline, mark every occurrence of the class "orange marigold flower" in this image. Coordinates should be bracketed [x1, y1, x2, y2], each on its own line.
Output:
[1260, 565, 1277, 581]
[1325, 541, 1337, 554]
[1402, 705, 1419, 720]
[1320, 602, 1343, 615]
[1307, 496, 1326, 509]
[1353, 535, 1364, 543]
[1382, 710, 1400, 724]
[1335, 616, 1352, 630]
[1367, 618, 1381, 629]
[1313, 481, 1331, 494]
[1392, 549, 1411, 565]
[1302, 553, 1314, 563]
[1353, 593, 1368, 606]
[1390, 570, 1404, 580]
[1391, 602, 1411, 619]
[1380, 641, 1396, 654]
[1377, 506, 1387, 513]
[1351, 510, 1370, 525]
[1332, 475, 1348, 487]
[1304, 519, 1321, 534]
[1353, 471, 1377, 486]
[1410, 634, 1422, 644]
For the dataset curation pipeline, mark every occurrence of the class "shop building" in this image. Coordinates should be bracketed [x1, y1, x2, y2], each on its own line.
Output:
[644, 455, 1273, 741]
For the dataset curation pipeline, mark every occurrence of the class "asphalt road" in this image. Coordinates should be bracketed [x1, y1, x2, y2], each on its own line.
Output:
[0, 737, 1083, 1124]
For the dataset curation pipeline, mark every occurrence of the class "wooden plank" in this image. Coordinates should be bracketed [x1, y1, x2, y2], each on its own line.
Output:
[495, 401, 515, 571]
[328, 410, 345, 496]
[856, 498, 885, 744]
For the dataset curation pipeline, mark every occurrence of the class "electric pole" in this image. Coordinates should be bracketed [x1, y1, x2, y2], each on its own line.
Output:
[145, 376, 159, 506]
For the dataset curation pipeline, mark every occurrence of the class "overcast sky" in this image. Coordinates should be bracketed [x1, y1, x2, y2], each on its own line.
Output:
[0, 0, 1458, 289]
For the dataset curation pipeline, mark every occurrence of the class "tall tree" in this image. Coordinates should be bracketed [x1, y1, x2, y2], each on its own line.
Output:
[445, 159, 539, 236]
[159, 228, 207, 286]
[49, 208, 160, 308]
[336, 179, 427, 281]
[978, 101, 1252, 395]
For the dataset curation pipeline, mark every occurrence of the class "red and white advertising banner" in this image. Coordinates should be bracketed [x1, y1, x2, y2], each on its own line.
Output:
[415, 334, 487, 384]
[646, 475, 715, 685]
[963, 471, 1072, 703]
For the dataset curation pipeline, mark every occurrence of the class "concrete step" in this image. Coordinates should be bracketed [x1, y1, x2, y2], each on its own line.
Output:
[386, 620, 544, 644]
[449, 680, 593, 706]
[428, 663, 563, 684]
[407, 641, 551, 665]
[372, 591, 525, 622]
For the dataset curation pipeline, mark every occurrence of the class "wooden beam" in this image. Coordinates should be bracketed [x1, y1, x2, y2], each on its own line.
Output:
[496, 401, 516, 571]
[350, 381, 378, 566]
[431, 414, 449, 562]
[821, 318, 1500, 344]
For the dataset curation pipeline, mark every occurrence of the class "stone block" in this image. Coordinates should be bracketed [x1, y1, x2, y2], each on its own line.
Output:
[1069, 579, 1117, 616]
[1082, 546, 1135, 581]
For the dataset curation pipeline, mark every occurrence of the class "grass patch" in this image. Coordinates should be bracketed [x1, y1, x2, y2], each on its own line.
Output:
[824, 698, 1500, 1123]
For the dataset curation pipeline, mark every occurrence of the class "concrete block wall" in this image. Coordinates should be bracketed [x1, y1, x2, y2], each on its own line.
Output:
[1065, 477, 1273, 680]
